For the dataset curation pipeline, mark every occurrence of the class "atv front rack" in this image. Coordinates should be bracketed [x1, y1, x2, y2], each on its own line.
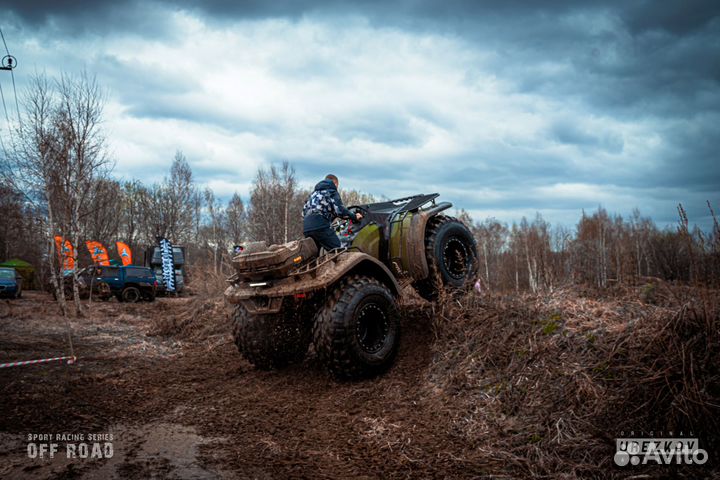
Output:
[356, 193, 440, 215]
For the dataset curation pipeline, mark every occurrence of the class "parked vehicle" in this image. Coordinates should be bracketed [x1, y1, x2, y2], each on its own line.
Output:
[57, 265, 158, 302]
[144, 245, 186, 294]
[0, 267, 23, 298]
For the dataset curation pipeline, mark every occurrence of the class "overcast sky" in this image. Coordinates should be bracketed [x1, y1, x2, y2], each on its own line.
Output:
[1, 1, 718, 229]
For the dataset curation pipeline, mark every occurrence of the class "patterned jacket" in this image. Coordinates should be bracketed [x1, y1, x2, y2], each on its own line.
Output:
[302, 179, 353, 232]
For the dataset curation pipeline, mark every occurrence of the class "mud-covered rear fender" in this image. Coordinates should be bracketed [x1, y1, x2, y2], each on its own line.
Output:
[406, 201, 452, 280]
[344, 256, 401, 297]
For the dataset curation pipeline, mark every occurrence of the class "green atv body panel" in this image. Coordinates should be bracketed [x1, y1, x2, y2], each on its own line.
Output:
[350, 222, 381, 258]
[352, 209, 420, 276]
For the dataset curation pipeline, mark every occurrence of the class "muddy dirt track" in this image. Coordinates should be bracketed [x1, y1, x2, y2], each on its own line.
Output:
[0, 292, 483, 479]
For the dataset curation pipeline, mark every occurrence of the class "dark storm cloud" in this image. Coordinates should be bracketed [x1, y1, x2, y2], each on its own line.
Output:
[1, 0, 112, 25]
[8, 0, 719, 111]
[7, 1, 718, 37]
[621, 0, 720, 35]
[437, 152, 572, 189]
[168, 0, 720, 42]
[1, 0, 175, 38]
[2, 0, 718, 227]
[144, 0, 718, 36]
[549, 119, 624, 155]
[4, 0, 582, 26]
[651, 117, 720, 191]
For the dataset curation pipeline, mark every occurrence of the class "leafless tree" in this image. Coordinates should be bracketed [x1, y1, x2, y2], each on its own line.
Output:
[1, 72, 110, 316]
[226, 192, 247, 244]
[79, 178, 122, 245]
[202, 187, 227, 273]
[341, 189, 377, 207]
[248, 161, 300, 245]
[472, 218, 508, 291]
[118, 180, 145, 248]
[137, 151, 200, 245]
[54, 72, 111, 315]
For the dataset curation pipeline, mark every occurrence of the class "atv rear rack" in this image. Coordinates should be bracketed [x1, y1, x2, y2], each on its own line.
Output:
[228, 248, 349, 285]
[289, 248, 347, 279]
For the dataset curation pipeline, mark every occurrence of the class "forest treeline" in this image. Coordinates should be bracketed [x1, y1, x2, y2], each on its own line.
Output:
[1, 72, 718, 296]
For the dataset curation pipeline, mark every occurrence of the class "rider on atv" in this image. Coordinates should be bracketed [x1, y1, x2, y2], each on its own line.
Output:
[302, 174, 363, 251]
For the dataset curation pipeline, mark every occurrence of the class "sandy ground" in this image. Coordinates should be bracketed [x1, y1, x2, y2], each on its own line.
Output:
[0, 291, 475, 479]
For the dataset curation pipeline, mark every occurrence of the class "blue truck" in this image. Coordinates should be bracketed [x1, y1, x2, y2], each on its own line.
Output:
[0, 267, 23, 299]
[69, 265, 158, 302]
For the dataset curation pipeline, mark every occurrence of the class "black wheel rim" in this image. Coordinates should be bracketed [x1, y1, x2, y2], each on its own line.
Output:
[443, 236, 469, 279]
[125, 289, 139, 302]
[355, 303, 389, 354]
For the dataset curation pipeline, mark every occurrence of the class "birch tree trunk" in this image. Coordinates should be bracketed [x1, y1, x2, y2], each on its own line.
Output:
[71, 228, 83, 316]
[47, 202, 68, 317]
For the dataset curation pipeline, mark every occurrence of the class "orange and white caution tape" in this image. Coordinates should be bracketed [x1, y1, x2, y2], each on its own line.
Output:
[0, 355, 76, 369]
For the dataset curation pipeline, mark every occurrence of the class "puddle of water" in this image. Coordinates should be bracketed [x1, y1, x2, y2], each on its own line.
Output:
[88, 422, 223, 479]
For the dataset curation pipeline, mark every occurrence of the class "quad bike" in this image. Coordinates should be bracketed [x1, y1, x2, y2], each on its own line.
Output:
[224, 193, 478, 379]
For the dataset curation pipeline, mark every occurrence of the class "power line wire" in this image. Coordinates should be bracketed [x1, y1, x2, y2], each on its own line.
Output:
[0, 27, 20, 164]
[0, 80, 14, 169]
[0, 27, 21, 124]
[10, 68, 20, 124]
[0, 27, 9, 54]
[0, 80, 12, 127]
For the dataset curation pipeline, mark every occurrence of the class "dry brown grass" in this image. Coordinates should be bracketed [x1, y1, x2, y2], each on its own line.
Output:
[145, 266, 720, 477]
[417, 284, 719, 478]
[147, 266, 231, 343]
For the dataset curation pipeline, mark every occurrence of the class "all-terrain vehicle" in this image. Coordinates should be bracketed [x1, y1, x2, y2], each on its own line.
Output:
[224, 193, 478, 378]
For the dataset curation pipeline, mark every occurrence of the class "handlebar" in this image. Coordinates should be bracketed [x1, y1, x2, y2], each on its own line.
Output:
[348, 206, 366, 224]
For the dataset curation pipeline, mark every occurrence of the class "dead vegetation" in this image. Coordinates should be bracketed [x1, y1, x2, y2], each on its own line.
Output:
[136, 266, 720, 477]
[131, 264, 720, 478]
[146, 265, 230, 342]
[419, 284, 719, 478]
[2, 283, 718, 478]
[147, 295, 228, 342]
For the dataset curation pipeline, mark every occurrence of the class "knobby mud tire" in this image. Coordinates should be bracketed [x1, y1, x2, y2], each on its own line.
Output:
[231, 305, 311, 370]
[312, 275, 400, 379]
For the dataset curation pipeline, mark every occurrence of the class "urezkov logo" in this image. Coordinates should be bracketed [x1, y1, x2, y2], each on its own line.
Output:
[614, 436, 708, 466]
